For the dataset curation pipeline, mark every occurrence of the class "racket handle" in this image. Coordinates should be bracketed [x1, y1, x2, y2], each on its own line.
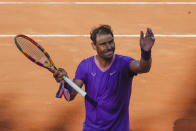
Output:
[63, 76, 86, 97]
[63, 76, 97, 107]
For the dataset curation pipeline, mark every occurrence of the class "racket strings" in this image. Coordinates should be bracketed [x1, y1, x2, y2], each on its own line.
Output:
[16, 37, 51, 66]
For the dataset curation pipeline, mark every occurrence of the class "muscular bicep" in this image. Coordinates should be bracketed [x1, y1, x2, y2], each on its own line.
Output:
[129, 60, 142, 74]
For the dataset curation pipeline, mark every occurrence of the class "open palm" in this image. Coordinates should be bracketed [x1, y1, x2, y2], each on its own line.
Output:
[140, 28, 155, 51]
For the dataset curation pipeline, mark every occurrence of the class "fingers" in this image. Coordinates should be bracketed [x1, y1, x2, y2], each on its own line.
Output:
[53, 68, 67, 82]
[145, 28, 155, 41]
[140, 31, 144, 40]
[58, 68, 67, 76]
[145, 28, 151, 37]
[141, 28, 154, 38]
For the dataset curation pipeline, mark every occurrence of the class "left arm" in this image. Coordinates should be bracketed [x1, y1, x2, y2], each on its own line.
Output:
[130, 28, 155, 74]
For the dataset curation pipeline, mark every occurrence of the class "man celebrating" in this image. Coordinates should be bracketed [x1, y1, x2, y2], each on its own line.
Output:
[53, 25, 155, 131]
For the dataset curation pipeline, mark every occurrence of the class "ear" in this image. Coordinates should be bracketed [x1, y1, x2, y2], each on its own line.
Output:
[91, 42, 96, 50]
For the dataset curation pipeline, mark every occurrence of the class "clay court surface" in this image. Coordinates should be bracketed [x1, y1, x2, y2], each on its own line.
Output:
[0, 0, 196, 131]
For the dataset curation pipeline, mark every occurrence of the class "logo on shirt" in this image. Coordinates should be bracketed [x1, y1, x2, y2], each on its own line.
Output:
[91, 72, 96, 77]
[110, 71, 116, 76]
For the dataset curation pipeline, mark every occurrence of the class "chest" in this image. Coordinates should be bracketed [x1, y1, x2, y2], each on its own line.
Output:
[85, 63, 130, 97]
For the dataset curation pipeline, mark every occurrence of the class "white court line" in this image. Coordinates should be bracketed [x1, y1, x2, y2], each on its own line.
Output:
[1, 34, 196, 38]
[76, 2, 196, 5]
[0, 2, 196, 5]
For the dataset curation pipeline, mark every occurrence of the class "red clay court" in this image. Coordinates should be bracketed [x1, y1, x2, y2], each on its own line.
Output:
[0, 1, 196, 131]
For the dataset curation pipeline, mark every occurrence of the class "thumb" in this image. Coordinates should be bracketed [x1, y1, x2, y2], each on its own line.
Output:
[140, 31, 144, 40]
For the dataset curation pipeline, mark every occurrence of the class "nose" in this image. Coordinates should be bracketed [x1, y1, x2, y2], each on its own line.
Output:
[106, 43, 112, 50]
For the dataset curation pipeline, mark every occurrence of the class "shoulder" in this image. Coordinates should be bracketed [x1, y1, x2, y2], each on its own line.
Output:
[115, 54, 135, 64]
[77, 56, 94, 70]
[75, 56, 94, 75]
[115, 54, 137, 76]
[79, 56, 94, 65]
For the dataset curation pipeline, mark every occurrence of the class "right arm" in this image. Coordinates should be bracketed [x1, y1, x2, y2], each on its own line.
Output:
[68, 79, 84, 101]
[53, 68, 84, 101]
[129, 28, 155, 74]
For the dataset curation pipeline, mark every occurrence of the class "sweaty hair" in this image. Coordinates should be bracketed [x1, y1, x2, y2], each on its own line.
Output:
[90, 25, 114, 45]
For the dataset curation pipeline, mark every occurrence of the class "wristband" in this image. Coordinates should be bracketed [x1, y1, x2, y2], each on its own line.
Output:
[141, 48, 151, 60]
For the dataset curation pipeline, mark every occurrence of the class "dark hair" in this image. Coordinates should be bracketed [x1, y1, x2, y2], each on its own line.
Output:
[90, 25, 114, 45]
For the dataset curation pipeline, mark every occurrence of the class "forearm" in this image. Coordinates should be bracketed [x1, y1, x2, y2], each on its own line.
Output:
[130, 48, 152, 74]
[139, 57, 152, 73]
[139, 47, 152, 73]
[64, 79, 83, 101]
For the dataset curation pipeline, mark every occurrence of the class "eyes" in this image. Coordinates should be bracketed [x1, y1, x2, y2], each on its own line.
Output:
[100, 39, 114, 46]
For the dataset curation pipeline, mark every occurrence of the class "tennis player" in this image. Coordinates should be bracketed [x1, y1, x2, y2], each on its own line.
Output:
[53, 25, 155, 131]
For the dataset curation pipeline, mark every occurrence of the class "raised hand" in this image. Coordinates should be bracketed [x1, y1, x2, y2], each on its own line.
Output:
[140, 28, 155, 51]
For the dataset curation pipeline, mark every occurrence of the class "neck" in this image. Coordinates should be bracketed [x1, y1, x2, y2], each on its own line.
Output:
[95, 55, 114, 68]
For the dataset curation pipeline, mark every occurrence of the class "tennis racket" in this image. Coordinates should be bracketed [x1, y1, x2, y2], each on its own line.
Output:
[14, 34, 97, 106]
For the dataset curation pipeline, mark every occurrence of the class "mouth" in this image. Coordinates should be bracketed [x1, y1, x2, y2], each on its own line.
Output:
[104, 51, 114, 56]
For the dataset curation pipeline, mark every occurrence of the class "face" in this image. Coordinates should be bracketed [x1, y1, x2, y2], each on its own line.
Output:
[92, 34, 115, 60]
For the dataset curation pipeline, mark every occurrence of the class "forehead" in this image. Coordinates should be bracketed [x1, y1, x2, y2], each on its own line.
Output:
[96, 34, 113, 44]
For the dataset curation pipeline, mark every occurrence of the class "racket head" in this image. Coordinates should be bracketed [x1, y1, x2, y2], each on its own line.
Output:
[14, 34, 57, 72]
